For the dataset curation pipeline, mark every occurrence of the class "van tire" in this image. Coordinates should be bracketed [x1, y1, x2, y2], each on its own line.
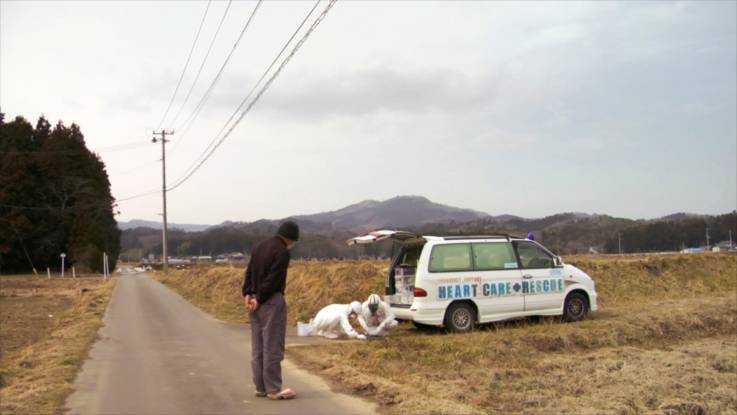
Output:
[444, 302, 476, 333]
[563, 292, 588, 322]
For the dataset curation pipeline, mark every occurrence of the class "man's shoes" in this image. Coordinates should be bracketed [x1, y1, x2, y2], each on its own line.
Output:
[267, 388, 297, 400]
[255, 391, 267, 398]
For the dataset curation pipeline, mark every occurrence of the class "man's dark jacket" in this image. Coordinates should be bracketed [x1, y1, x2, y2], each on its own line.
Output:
[242, 236, 291, 304]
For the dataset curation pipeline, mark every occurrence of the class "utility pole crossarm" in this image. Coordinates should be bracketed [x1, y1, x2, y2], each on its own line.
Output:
[152, 130, 173, 273]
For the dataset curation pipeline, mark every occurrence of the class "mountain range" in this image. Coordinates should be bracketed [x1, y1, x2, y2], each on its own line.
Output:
[117, 195, 716, 232]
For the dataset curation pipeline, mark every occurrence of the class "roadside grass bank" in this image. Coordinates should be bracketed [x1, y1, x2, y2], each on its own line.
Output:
[155, 260, 386, 324]
[0, 276, 117, 415]
[155, 254, 735, 324]
[156, 253, 736, 414]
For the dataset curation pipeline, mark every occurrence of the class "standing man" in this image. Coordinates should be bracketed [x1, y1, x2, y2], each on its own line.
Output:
[242, 221, 299, 401]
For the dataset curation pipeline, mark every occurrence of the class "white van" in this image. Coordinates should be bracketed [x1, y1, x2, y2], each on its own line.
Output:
[347, 231, 598, 332]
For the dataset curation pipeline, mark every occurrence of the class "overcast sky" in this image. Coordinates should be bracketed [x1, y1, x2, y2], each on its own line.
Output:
[2, 1, 735, 224]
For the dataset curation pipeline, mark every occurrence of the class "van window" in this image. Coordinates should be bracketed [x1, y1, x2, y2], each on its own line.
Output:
[472, 243, 518, 270]
[398, 245, 422, 268]
[429, 244, 472, 272]
[515, 242, 554, 269]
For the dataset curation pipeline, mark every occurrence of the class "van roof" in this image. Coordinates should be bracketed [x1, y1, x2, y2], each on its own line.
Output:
[346, 230, 528, 246]
[424, 234, 524, 242]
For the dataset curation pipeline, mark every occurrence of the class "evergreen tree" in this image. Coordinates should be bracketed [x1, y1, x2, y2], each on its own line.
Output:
[0, 114, 120, 273]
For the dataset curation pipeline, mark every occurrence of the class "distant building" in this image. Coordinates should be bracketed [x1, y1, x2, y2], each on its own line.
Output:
[680, 247, 706, 254]
[717, 240, 735, 251]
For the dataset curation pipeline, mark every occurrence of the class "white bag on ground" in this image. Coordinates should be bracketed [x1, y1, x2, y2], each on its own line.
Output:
[297, 319, 314, 337]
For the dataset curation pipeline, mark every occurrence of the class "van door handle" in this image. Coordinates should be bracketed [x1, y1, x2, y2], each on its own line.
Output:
[522, 274, 533, 279]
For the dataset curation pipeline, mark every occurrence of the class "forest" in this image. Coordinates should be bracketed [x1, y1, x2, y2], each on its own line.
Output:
[0, 113, 120, 274]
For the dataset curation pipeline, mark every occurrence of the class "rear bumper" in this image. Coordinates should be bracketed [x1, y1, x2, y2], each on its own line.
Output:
[589, 291, 599, 312]
[391, 301, 445, 326]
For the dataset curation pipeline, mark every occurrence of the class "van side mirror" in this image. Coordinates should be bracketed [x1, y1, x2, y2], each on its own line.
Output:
[553, 256, 564, 267]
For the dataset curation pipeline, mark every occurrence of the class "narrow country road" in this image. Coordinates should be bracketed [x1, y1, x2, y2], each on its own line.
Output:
[65, 273, 375, 415]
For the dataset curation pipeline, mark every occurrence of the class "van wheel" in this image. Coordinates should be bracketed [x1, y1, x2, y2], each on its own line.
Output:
[563, 292, 588, 322]
[444, 302, 476, 333]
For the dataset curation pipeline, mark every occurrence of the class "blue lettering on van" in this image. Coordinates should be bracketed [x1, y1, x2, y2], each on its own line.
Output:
[437, 279, 564, 300]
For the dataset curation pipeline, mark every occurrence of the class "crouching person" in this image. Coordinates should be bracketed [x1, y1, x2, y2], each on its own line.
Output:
[299, 301, 367, 340]
[358, 294, 398, 337]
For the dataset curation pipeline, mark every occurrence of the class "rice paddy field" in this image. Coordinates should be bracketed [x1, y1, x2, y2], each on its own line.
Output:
[0, 276, 117, 415]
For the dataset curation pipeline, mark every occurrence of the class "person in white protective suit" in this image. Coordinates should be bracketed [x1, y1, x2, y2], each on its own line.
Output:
[357, 294, 398, 337]
[297, 301, 367, 340]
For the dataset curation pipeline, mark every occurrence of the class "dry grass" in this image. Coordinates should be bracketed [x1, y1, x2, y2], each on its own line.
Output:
[155, 260, 386, 324]
[0, 276, 117, 415]
[157, 253, 737, 415]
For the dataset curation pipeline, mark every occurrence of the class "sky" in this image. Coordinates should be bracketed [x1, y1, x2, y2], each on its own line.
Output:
[1, 0, 735, 224]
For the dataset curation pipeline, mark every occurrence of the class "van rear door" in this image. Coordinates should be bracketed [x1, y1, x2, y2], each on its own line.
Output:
[346, 231, 425, 307]
[346, 230, 424, 246]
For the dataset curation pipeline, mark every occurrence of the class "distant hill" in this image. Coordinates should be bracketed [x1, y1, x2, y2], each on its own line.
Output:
[291, 195, 491, 230]
[118, 196, 736, 259]
[117, 219, 210, 232]
[658, 212, 710, 222]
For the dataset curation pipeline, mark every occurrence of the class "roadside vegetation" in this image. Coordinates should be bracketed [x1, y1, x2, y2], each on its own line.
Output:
[0, 276, 116, 415]
[157, 253, 736, 414]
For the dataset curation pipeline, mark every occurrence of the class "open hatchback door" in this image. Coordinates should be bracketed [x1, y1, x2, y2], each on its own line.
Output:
[347, 230, 425, 308]
[346, 230, 424, 246]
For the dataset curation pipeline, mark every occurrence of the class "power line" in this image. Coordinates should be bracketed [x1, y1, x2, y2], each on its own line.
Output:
[1, 141, 154, 155]
[167, 0, 233, 130]
[169, 0, 336, 192]
[170, 0, 263, 153]
[171, 0, 321, 189]
[0, 189, 160, 211]
[156, 1, 212, 130]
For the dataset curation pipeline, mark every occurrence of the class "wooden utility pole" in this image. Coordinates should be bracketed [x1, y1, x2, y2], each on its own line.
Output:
[153, 130, 172, 273]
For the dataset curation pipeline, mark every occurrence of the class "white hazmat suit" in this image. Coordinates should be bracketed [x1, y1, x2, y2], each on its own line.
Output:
[357, 294, 398, 337]
[297, 301, 366, 340]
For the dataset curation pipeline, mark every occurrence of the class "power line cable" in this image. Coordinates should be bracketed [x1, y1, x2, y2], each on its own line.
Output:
[170, 0, 263, 153]
[170, 0, 321, 189]
[1, 141, 154, 155]
[156, 1, 212, 130]
[170, 0, 335, 192]
[0, 189, 161, 211]
[167, 0, 233, 130]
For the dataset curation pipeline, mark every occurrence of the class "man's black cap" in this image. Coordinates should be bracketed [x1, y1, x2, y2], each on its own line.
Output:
[277, 221, 300, 242]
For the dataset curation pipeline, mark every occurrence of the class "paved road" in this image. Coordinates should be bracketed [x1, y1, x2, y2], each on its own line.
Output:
[65, 273, 375, 414]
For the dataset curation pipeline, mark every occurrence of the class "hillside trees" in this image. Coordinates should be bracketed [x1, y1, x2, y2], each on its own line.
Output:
[0, 113, 120, 273]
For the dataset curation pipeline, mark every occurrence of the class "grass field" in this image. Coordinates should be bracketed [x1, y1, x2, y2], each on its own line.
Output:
[0, 276, 116, 415]
[156, 254, 737, 415]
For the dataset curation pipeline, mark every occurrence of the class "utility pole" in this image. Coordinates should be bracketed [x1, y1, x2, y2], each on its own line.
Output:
[705, 227, 710, 250]
[153, 130, 173, 273]
[618, 232, 622, 255]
